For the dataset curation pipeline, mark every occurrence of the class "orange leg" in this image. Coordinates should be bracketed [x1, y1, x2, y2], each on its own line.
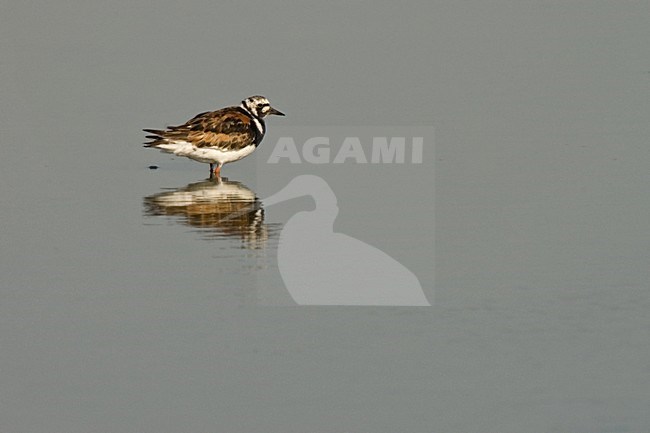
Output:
[210, 163, 221, 179]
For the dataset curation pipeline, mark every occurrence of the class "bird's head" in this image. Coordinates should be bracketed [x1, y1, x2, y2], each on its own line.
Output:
[242, 95, 285, 119]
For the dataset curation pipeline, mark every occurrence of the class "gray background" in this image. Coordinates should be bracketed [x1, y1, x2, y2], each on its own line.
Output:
[1, 1, 649, 432]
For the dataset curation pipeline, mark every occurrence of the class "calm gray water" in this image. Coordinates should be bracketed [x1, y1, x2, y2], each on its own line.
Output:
[1, 2, 649, 432]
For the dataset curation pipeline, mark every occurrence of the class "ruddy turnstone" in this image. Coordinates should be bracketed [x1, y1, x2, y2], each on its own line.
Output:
[144, 95, 284, 178]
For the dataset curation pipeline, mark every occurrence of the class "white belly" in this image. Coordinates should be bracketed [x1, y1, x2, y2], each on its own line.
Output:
[153, 141, 257, 165]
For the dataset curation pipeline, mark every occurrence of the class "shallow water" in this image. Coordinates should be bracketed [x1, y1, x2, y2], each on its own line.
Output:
[1, 2, 649, 432]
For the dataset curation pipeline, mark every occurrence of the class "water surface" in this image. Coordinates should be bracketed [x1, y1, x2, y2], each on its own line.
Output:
[1, 2, 649, 432]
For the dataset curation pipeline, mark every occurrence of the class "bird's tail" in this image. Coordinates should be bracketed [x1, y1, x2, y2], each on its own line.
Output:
[143, 129, 167, 147]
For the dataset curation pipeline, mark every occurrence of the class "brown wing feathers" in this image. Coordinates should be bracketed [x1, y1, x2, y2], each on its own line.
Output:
[143, 107, 256, 151]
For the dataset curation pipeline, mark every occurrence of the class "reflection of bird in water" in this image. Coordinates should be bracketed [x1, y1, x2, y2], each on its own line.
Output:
[263, 175, 430, 306]
[144, 178, 273, 248]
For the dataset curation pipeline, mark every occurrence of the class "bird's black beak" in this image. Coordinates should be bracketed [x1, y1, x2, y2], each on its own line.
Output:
[269, 107, 285, 116]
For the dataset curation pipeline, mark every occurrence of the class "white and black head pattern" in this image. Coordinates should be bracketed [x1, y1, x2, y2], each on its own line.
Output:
[241, 95, 285, 119]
